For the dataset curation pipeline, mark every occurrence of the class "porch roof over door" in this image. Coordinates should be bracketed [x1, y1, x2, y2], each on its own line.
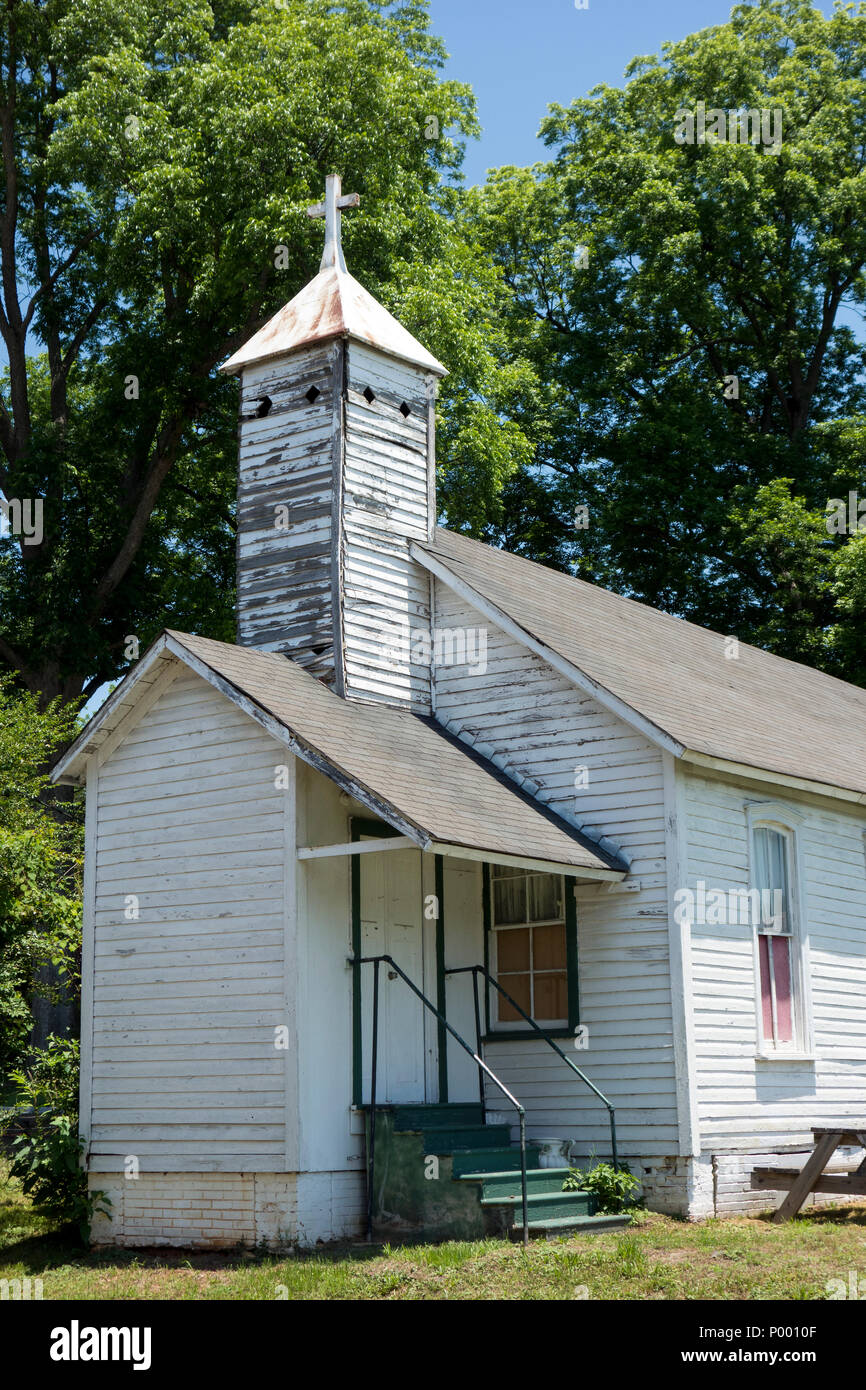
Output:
[53, 630, 627, 882]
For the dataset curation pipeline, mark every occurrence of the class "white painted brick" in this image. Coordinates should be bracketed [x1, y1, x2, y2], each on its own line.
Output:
[88, 1169, 364, 1249]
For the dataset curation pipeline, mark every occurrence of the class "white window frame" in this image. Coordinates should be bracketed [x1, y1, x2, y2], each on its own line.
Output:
[490, 868, 568, 1031]
[745, 801, 813, 1061]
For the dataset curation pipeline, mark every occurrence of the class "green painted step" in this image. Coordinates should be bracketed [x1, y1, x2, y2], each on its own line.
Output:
[421, 1125, 512, 1154]
[458, 1167, 576, 1200]
[510, 1213, 633, 1240]
[481, 1189, 597, 1221]
[451, 1147, 541, 1177]
[392, 1103, 483, 1131]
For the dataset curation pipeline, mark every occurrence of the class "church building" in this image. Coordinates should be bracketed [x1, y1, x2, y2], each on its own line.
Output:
[53, 178, 866, 1248]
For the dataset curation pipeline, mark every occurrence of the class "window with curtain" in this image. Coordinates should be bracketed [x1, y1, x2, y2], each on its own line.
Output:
[752, 824, 797, 1049]
[491, 866, 568, 1028]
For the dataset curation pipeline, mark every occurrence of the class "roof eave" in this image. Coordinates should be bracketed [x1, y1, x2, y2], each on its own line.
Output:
[52, 633, 176, 785]
[410, 540, 684, 760]
[680, 750, 866, 807]
[427, 841, 625, 881]
[220, 328, 447, 379]
[54, 631, 440, 847]
[413, 541, 866, 811]
[54, 630, 621, 877]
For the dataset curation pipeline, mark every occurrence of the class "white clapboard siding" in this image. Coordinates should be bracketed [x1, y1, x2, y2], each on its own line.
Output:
[236, 343, 338, 679]
[432, 582, 678, 1157]
[234, 334, 436, 706]
[89, 669, 290, 1172]
[685, 769, 866, 1149]
[341, 341, 433, 710]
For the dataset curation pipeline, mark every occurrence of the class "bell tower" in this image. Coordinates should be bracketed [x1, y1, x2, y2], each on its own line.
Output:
[221, 176, 446, 710]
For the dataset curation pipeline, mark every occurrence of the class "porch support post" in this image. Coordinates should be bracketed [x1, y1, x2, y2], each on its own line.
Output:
[350, 822, 364, 1106]
[350, 817, 401, 1109]
[351, 848, 362, 1109]
[435, 853, 448, 1103]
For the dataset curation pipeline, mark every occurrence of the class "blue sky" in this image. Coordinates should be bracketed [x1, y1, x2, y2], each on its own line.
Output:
[424, 0, 863, 342]
[427, 0, 835, 187]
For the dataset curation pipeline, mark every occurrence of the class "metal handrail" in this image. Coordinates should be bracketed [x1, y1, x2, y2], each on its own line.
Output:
[351, 953, 531, 1246]
[446, 963, 619, 1171]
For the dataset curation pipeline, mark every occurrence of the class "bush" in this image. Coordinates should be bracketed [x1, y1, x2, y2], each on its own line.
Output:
[562, 1161, 642, 1214]
[0, 674, 84, 1082]
[0, 1036, 108, 1240]
[0, 940, 34, 1086]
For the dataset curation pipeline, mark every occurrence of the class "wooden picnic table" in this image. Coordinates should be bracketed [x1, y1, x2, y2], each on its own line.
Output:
[752, 1128, 866, 1222]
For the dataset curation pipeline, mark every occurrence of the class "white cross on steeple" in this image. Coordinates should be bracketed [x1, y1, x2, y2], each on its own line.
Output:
[306, 174, 360, 274]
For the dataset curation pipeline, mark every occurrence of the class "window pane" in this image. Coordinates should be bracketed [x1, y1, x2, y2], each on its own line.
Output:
[753, 827, 790, 933]
[758, 935, 774, 1039]
[529, 873, 561, 922]
[497, 927, 530, 973]
[493, 874, 526, 925]
[771, 936, 794, 1042]
[534, 972, 568, 1022]
[758, 933, 794, 1044]
[498, 974, 531, 1022]
[533, 923, 567, 970]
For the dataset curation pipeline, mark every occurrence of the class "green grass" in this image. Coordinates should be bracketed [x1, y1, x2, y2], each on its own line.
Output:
[2, 1158, 866, 1300]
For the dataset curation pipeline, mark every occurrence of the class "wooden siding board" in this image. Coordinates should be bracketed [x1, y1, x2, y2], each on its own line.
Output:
[432, 583, 678, 1156]
[236, 344, 337, 680]
[79, 758, 98, 1159]
[685, 767, 866, 1148]
[341, 341, 433, 711]
[419, 528, 866, 802]
[90, 673, 290, 1168]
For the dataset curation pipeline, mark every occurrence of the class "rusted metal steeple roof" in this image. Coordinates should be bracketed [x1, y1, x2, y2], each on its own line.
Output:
[221, 175, 447, 377]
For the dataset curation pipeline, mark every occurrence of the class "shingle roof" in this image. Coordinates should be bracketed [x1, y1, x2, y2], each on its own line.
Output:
[53, 631, 624, 878]
[415, 528, 866, 802]
[220, 266, 447, 377]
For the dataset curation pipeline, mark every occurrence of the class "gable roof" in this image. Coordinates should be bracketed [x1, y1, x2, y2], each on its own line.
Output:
[53, 631, 625, 880]
[413, 528, 866, 805]
[220, 266, 447, 378]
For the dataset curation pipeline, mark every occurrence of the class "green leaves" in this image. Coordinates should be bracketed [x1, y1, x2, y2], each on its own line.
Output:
[459, 0, 866, 681]
[0, 0, 510, 703]
[0, 676, 82, 1078]
[2, 1036, 106, 1240]
[562, 1161, 642, 1214]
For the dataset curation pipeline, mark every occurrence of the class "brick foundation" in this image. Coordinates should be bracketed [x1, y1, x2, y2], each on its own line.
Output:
[714, 1147, 866, 1216]
[636, 1154, 715, 1218]
[632, 1146, 866, 1218]
[88, 1170, 365, 1250]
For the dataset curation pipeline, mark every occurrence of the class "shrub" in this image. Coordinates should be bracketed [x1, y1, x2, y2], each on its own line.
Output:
[562, 1161, 642, 1214]
[0, 1035, 108, 1240]
[0, 674, 83, 1083]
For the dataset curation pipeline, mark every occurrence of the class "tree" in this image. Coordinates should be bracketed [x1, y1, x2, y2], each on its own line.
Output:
[0, 0, 531, 708]
[461, 0, 866, 682]
[0, 672, 81, 1080]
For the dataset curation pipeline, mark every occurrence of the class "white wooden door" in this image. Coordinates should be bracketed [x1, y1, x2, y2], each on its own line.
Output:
[360, 847, 427, 1103]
